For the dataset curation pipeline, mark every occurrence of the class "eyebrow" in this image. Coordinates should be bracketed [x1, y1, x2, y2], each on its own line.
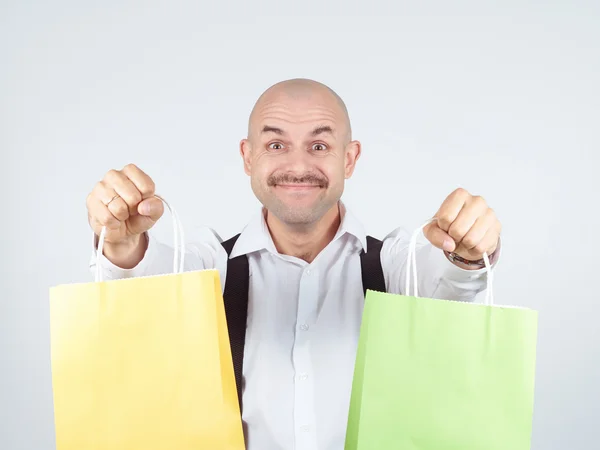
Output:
[260, 125, 335, 136]
[311, 126, 335, 137]
[261, 125, 284, 135]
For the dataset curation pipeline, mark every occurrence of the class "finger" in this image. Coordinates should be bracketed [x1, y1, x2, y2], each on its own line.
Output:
[91, 180, 118, 206]
[435, 188, 470, 232]
[423, 222, 456, 252]
[108, 197, 131, 222]
[86, 194, 121, 230]
[103, 169, 143, 214]
[455, 225, 500, 260]
[447, 196, 488, 244]
[92, 181, 130, 222]
[137, 197, 164, 221]
[460, 209, 497, 250]
[121, 164, 156, 199]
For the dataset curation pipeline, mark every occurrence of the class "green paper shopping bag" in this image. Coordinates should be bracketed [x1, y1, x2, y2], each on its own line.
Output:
[345, 220, 538, 450]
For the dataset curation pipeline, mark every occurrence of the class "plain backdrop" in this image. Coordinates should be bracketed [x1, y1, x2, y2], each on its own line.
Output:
[1, 1, 598, 449]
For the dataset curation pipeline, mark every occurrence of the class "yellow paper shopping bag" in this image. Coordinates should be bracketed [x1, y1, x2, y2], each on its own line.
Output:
[49, 198, 245, 450]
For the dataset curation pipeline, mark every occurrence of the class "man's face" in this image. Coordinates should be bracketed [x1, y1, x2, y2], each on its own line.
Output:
[241, 90, 360, 226]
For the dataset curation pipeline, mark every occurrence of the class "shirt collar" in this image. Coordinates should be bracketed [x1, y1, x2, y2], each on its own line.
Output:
[228, 201, 367, 259]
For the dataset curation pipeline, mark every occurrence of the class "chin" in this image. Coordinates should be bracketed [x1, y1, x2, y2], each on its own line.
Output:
[269, 200, 334, 226]
[282, 211, 319, 225]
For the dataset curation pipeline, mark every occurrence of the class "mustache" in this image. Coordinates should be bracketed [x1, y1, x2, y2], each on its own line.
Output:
[267, 172, 329, 188]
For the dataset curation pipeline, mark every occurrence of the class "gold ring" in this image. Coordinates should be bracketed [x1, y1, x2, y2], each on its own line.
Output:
[106, 194, 120, 206]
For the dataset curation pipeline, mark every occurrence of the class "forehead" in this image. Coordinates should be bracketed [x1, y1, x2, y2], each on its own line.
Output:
[251, 91, 346, 137]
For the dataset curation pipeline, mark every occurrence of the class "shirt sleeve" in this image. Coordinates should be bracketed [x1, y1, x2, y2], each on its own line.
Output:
[88, 227, 230, 289]
[380, 226, 501, 303]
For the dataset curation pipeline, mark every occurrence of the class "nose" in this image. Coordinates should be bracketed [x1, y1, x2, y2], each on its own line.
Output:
[281, 146, 313, 174]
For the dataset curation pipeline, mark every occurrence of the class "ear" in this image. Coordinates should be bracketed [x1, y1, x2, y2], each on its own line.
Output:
[240, 139, 252, 176]
[344, 140, 362, 179]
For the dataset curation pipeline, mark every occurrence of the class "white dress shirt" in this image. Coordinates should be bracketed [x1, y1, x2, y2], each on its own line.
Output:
[90, 203, 496, 450]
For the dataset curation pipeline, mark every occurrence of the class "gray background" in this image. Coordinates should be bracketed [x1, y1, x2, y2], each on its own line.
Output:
[1, 1, 598, 449]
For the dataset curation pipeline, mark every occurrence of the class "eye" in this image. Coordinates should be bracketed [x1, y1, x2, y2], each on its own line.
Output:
[268, 142, 284, 150]
[312, 143, 327, 151]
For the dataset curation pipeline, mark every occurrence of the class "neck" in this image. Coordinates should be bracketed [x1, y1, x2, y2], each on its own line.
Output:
[265, 203, 341, 263]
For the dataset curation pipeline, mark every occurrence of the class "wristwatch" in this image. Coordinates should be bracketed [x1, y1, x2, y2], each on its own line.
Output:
[445, 251, 495, 268]
[445, 237, 501, 268]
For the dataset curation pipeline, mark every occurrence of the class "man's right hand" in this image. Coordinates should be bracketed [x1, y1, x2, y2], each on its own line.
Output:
[86, 164, 164, 268]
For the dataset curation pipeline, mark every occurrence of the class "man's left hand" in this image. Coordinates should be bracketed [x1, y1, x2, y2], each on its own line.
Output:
[423, 188, 501, 263]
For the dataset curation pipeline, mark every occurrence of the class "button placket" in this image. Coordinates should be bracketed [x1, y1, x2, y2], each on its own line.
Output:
[292, 266, 319, 449]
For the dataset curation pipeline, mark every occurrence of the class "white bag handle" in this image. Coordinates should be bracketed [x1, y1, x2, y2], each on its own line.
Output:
[95, 195, 185, 282]
[405, 218, 494, 306]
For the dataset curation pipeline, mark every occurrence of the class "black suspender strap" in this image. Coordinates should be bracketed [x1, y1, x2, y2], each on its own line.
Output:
[360, 236, 387, 295]
[220, 234, 249, 413]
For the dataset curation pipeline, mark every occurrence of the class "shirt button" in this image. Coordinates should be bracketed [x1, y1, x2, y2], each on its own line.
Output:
[298, 373, 308, 381]
[305, 268, 311, 276]
[300, 324, 309, 331]
[300, 425, 310, 432]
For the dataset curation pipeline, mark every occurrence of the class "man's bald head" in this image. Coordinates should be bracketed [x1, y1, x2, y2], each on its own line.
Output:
[247, 78, 352, 142]
[239, 78, 361, 228]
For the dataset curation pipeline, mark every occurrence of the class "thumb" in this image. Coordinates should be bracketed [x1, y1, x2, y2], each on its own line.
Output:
[137, 197, 164, 221]
[125, 197, 164, 237]
[423, 221, 456, 252]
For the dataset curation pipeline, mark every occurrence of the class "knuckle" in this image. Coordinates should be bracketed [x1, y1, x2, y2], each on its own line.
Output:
[111, 201, 129, 218]
[139, 178, 155, 196]
[448, 223, 467, 240]
[90, 184, 108, 204]
[123, 163, 138, 172]
[453, 187, 468, 198]
[462, 235, 477, 249]
[124, 189, 142, 206]
[436, 214, 452, 229]
[104, 169, 121, 183]
[473, 195, 486, 206]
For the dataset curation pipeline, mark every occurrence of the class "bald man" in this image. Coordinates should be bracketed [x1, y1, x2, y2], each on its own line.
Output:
[87, 78, 501, 450]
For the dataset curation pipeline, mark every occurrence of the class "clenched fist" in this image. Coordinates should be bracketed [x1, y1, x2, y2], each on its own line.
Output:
[87, 164, 164, 267]
[424, 188, 501, 267]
